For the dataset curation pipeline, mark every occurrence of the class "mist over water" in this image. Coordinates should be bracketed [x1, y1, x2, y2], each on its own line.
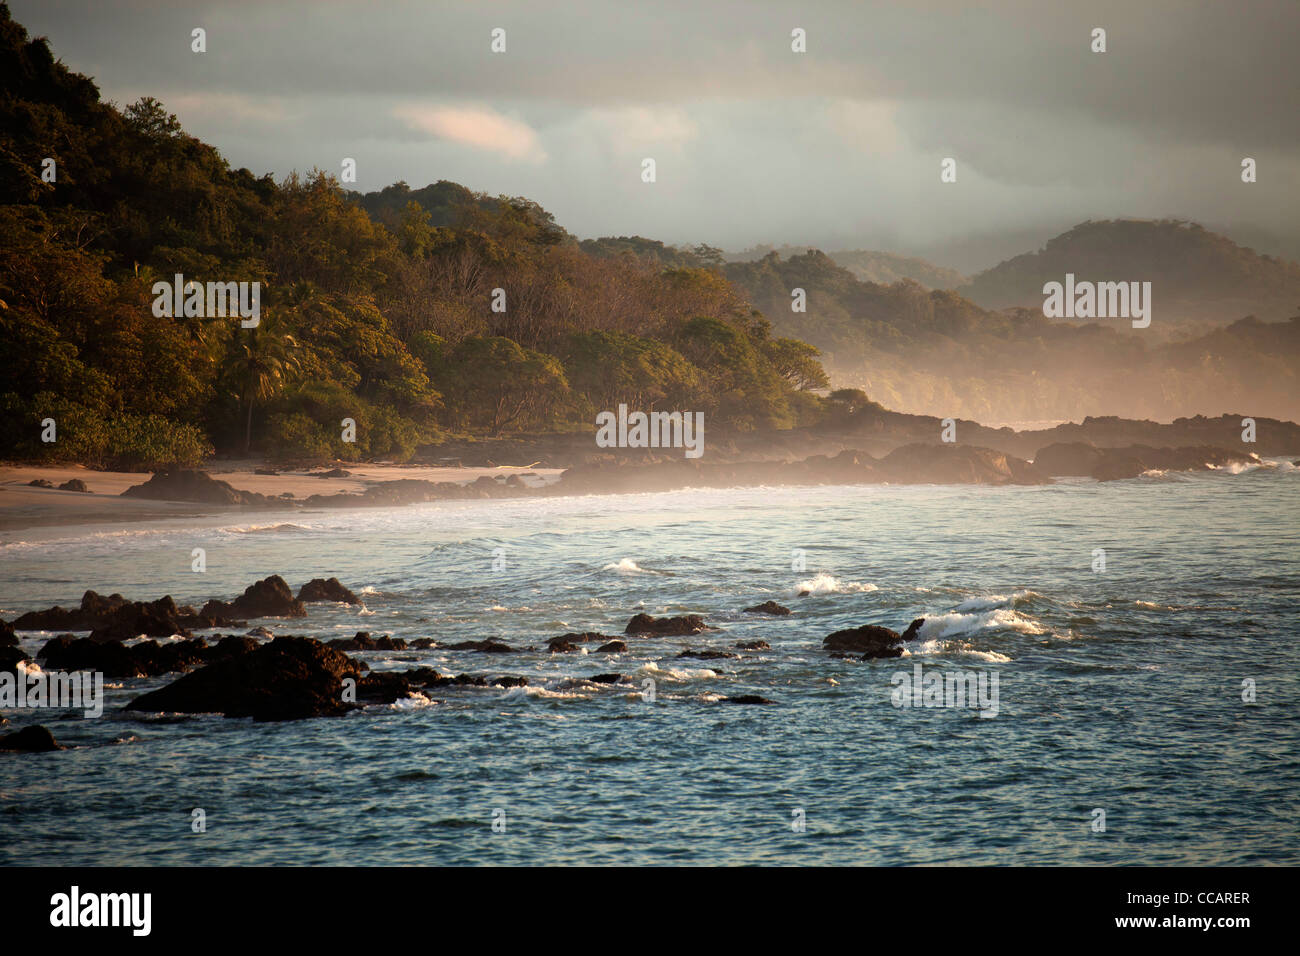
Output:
[2, 465, 1298, 864]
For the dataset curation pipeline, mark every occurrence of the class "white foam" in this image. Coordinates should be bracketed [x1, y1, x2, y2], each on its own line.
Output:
[795, 572, 877, 595]
[920, 607, 1046, 639]
[603, 558, 652, 574]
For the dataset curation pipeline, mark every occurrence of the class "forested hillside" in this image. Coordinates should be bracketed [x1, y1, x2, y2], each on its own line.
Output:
[0, 5, 826, 467]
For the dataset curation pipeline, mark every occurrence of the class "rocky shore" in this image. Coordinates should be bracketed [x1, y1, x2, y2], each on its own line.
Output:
[0, 576, 929, 730]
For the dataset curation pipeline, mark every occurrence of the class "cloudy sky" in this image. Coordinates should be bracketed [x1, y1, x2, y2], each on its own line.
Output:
[12, 0, 1300, 270]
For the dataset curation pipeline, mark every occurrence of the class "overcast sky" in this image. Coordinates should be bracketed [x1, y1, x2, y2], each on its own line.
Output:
[12, 0, 1300, 271]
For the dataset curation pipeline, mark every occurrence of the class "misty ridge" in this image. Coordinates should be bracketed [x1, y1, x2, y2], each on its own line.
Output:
[2, 0, 1299, 476]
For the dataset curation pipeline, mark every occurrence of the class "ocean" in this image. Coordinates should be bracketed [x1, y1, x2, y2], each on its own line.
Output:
[2, 460, 1298, 865]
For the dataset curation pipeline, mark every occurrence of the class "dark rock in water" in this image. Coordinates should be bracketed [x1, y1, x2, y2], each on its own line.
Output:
[0, 619, 16, 647]
[87, 596, 194, 642]
[27, 478, 54, 488]
[57, 478, 90, 493]
[721, 695, 775, 705]
[127, 636, 363, 721]
[208, 635, 260, 662]
[121, 469, 278, 507]
[743, 601, 790, 616]
[493, 676, 529, 688]
[444, 639, 512, 653]
[588, 673, 625, 684]
[677, 648, 737, 660]
[879, 444, 1049, 486]
[596, 640, 627, 653]
[0, 646, 30, 675]
[1033, 442, 1259, 480]
[797, 590, 811, 598]
[398, 667, 446, 685]
[39, 635, 207, 677]
[823, 618, 925, 658]
[297, 577, 361, 604]
[357, 672, 412, 704]
[13, 589, 237, 638]
[547, 632, 615, 653]
[0, 725, 63, 752]
[327, 632, 406, 652]
[1032, 442, 1104, 477]
[246, 626, 273, 638]
[625, 613, 709, 636]
[735, 640, 770, 650]
[201, 575, 306, 620]
[409, 638, 438, 649]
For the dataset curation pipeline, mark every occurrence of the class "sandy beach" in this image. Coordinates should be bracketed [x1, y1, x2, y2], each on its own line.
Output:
[0, 461, 564, 532]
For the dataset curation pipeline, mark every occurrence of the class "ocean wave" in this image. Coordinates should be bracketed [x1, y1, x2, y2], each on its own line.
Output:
[795, 571, 878, 595]
[952, 590, 1039, 612]
[905, 642, 1013, 663]
[634, 662, 718, 681]
[503, 685, 590, 700]
[920, 607, 1046, 639]
[602, 558, 654, 574]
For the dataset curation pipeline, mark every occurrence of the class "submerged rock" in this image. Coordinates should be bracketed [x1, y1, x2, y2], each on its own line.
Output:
[823, 618, 925, 658]
[721, 695, 775, 705]
[735, 640, 771, 650]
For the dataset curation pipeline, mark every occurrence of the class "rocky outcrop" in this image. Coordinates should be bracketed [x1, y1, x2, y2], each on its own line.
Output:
[823, 618, 925, 658]
[39, 635, 209, 677]
[297, 577, 361, 604]
[126, 636, 363, 721]
[625, 613, 709, 636]
[0, 619, 16, 648]
[326, 632, 406, 651]
[200, 575, 305, 620]
[735, 640, 771, 650]
[0, 646, 29, 675]
[878, 444, 1048, 485]
[443, 639, 513, 653]
[121, 469, 279, 507]
[743, 601, 790, 616]
[57, 478, 90, 493]
[595, 640, 627, 653]
[1033, 442, 1260, 480]
[0, 725, 63, 752]
[12, 590, 236, 639]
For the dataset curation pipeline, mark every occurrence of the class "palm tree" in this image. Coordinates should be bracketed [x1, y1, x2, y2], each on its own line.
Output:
[222, 314, 301, 455]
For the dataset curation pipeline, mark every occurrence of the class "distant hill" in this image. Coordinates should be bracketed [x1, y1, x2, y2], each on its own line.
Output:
[824, 249, 966, 289]
[727, 244, 964, 289]
[960, 219, 1300, 322]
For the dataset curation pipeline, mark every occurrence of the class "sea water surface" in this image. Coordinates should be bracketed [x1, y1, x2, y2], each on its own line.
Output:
[2, 462, 1298, 865]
